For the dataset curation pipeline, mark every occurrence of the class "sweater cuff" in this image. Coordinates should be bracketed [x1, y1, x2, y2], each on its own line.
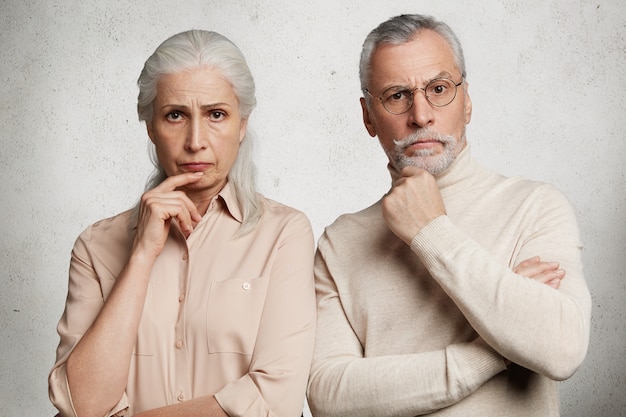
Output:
[410, 215, 466, 267]
[448, 338, 507, 391]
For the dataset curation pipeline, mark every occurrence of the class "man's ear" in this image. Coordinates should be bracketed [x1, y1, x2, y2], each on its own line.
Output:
[463, 82, 472, 125]
[360, 97, 377, 137]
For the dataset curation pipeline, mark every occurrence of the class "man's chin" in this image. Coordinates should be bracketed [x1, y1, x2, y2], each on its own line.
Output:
[395, 154, 454, 176]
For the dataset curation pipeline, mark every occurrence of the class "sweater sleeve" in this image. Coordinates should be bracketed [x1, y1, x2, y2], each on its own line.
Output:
[410, 186, 591, 380]
[306, 237, 507, 417]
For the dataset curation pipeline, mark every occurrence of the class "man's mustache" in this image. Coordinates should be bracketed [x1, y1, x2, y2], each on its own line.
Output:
[393, 129, 455, 149]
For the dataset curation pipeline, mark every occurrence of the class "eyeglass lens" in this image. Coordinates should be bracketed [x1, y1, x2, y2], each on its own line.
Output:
[381, 78, 458, 114]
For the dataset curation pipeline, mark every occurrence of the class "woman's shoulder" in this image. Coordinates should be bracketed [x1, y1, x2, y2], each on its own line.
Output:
[259, 194, 307, 217]
[257, 194, 312, 231]
[75, 209, 135, 247]
[68, 209, 135, 274]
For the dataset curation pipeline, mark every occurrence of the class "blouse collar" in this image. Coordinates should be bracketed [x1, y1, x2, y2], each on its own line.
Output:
[213, 181, 243, 224]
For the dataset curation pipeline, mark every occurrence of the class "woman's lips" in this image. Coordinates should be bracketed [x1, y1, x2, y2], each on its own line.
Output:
[181, 163, 211, 172]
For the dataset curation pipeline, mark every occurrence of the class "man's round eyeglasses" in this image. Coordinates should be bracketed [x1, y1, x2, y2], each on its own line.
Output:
[364, 77, 464, 115]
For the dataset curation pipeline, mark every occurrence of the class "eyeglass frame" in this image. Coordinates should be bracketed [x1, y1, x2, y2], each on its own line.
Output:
[363, 77, 464, 115]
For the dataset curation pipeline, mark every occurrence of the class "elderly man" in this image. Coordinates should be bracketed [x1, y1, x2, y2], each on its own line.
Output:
[307, 14, 591, 416]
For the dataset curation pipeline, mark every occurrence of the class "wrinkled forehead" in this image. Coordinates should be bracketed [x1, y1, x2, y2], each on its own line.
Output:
[369, 30, 461, 88]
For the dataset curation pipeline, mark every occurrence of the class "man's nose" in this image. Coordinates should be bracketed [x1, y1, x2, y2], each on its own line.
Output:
[408, 89, 434, 128]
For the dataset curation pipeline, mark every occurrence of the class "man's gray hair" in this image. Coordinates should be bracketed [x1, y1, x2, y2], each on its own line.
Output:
[359, 14, 467, 99]
[136, 30, 261, 236]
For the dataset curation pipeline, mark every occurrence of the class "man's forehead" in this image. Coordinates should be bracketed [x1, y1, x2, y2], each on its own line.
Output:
[369, 33, 460, 87]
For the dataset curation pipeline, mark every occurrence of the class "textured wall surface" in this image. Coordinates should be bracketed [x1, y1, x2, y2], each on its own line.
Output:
[1, 1, 624, 416]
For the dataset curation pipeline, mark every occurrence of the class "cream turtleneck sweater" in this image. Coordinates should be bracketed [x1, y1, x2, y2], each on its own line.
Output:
[307, 146, 591, 417]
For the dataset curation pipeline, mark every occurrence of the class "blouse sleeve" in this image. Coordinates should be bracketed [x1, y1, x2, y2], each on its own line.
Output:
[48, 227, 130, 417]
[214, 211, 317, 416]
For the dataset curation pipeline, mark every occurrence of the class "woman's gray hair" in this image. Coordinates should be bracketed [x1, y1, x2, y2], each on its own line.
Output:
[359, 14, 466, 103]
[136, 30, 262, 236]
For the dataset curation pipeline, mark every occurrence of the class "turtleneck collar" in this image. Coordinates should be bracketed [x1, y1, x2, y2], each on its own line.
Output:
[387, 144, 479, 195]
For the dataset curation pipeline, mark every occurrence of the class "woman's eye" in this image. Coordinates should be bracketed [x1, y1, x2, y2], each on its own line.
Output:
[209, 110, 226, 120]
[166, 111, 183, 121]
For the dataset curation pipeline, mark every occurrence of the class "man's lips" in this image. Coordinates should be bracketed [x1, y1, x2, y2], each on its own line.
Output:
[405, 139, 441, 149]
[401, 139, 443, 156]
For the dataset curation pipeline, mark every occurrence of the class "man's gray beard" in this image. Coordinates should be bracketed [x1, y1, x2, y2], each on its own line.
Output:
[387, 129, 463, 176]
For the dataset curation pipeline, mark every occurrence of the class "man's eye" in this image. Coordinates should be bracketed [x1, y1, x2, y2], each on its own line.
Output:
[429, 82, 450, 95]
[387, 91, 410, 101]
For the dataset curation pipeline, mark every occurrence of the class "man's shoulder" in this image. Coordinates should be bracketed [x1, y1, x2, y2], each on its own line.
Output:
[319, 199, 389, 250]
[473, 172, 575, 222]
[327, 199, 383, 229]
[494, 174, 567, 202]
[470, 160, 563, 197]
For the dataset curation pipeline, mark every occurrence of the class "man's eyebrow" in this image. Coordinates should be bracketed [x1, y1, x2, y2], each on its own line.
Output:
[385, 71, 460, 90]
[430, 70, 455, 80]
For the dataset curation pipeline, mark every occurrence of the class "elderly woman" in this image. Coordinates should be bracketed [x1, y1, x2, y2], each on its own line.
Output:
[49, 30, 315, 417]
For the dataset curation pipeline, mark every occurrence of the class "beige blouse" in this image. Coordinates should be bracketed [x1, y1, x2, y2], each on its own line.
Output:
[49, 183, 316, 417]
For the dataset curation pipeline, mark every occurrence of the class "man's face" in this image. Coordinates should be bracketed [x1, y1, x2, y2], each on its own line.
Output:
[360, 29, 472, 175]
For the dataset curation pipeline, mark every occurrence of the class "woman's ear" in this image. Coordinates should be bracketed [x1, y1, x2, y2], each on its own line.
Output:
[239, 118, 248, 143]
[146, 121, 156, 144]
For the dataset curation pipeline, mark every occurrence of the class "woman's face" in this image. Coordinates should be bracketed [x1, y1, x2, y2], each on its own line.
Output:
[147, 66, 247, 200]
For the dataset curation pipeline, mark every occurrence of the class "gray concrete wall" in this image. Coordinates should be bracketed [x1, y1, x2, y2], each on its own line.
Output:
[1, 1, 624, 415]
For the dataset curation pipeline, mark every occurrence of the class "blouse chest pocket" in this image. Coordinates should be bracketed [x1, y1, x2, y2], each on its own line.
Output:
[206, 276, 269, 354]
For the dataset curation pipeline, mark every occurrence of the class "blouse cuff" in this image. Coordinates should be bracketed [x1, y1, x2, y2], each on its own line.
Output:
[49, 363, 130, 417]
[214, 375, 264, 416]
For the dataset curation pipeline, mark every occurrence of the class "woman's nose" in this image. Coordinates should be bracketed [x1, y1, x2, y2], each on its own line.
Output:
[185, 119, 208, 151]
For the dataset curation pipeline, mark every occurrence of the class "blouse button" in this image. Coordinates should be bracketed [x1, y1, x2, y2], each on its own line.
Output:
[177, 392, 185, 402]
[182, 253, 188, 261]
[175, 340, 183, 349]
[242, 282, 251, 290]
[178, 293, 185, 302]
